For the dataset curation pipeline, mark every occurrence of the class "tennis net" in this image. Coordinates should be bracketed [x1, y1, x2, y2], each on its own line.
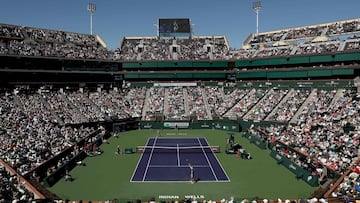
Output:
[136, 145, 220, 153]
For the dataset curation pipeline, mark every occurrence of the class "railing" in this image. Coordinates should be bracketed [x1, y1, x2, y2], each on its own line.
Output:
[0, 159, 46, 200]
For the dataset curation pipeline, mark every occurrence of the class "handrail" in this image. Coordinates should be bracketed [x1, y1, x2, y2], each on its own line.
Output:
[323, 157, 360, 198]
[0, 158, 46, 200]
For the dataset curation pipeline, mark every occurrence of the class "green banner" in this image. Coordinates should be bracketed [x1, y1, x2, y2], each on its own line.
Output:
[270, 151, 318, 187]
[243, 133, 266, 149]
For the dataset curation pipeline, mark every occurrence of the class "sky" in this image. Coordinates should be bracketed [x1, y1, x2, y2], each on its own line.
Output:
[0, 0, 359, 50]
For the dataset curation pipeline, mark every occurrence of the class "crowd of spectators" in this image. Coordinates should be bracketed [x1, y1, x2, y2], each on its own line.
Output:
[1, 18, 360, 202]
[0, 92, 96, 177]
[2, 20, 360, 62]
[43, 91, 89, 125]
[0, 89, 113, 202]
[143, 87, 165, 121]
[121, 87, 146, 118]
[1, 85, 357, 128]
[143, 86, 250, 121]
[7, 39, 111, 60]
[118, 36, 230, 61]
[204, 86, 229, 118]
[331, 163, 360, 199]
[115, 39, 139, 61]
[83, 88, 146, 122]
[116, 34, 360, 61]
[139, 86, 311, 122]
[42, 88, 146, 124]
[165, 87, 187, 120]
[224, 88, 266, 120]
[140, 86, 256, 121]
[24, 25, 98, 46]
[247, 88, 360, 191]
[0, 84, 358, 201]
[247, 26, 321, 45]
[187, 87, 209, 120]
[0, 85, 145, 182]
[89, 90, 126, 120]
[326, 20, 360, 36]
[344, 36, 360, 51]
[0, 39, 8, 54]
[248, 124, 328, 181]
[0, 23, 113, 60]
[0, 24, 24, 39]
[247, 18, 360, 45]
[227, 48, 255, 60]
[177, 37, 228, 60]
[285, 27, 322, 41]
[266, 89, 310, 122]
[175, 38, 209, 60]
[253, 46, 293, 58]
[345, 41, 360, 51]
[54, 197, 327, 203]
[294, 41, 340, 55]
[0, 163, 34, 202]
[219, 88, 250, 118]
[66, 91, 107, 122]
[281, 89, 357, 173]
[248, 31, 287, 44]
[243, 88, 288, 121]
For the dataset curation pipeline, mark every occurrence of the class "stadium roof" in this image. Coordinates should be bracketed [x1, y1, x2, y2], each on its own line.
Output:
[0, 0, 360, 49]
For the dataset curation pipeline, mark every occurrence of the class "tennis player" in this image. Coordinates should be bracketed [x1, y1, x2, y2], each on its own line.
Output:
[156, 129, 160, 137]
[115, 145, 122, 155]
[189, 163, 195, 183]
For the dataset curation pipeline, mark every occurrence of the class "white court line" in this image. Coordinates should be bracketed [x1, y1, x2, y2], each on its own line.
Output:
[130, 137, 150, 182]
[148, 165, 210, 168]
[132, 137, 230, 183]
[141, 137, 159, 182]
[149, 143, 201, 147]
[197, 137, 218, 181]
[177, 144, 180, 166]
[203, 137, 231, 182]
[131, 180, 230, 183]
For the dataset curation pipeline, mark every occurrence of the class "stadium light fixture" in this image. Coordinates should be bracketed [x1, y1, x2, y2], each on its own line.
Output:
[87, 3, 96, 35]
[191, 23, 195, 37]
[153, 23, 159, 37]
[252, 1, 262, 36]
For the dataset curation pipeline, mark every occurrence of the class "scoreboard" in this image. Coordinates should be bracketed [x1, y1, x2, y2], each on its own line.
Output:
[158, 18, 191, 38]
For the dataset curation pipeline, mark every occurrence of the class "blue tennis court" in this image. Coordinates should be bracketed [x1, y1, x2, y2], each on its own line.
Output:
[131, 137, 229, 182]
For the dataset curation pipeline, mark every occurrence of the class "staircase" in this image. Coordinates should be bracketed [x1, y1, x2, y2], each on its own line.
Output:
[141, 88, 151, 120]
[12, 94, 22, 107]
[221, 88, 248, 118]
[63, 93, 90, 123]
[290, 46, 298, 55]
[28, 178, 60, 201]
[163, 88, 169, 119]
[289, 88, 317, 124]
[242, 88, 271, 119]
[87, 93, 110, 120]
[201, 87, 213, 120]
[219, 87, 226, 99]
[265, 89, 294, 121]
[320, 178, 334, 189]
[338, 41, 346, 51]
[280, 33, 288, 41]
[329, 88, 344, 106]
[38, 94, 65, 126]
[183, 88, 190, 118]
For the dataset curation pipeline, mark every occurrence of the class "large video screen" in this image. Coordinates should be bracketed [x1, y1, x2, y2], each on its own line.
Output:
[158, 18, 191, 38]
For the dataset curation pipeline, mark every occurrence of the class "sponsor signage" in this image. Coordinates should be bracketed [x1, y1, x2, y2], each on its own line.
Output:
[159, 195, 205, 200]
[154, 82, 197, 87]
[163, 122, 189, 128]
